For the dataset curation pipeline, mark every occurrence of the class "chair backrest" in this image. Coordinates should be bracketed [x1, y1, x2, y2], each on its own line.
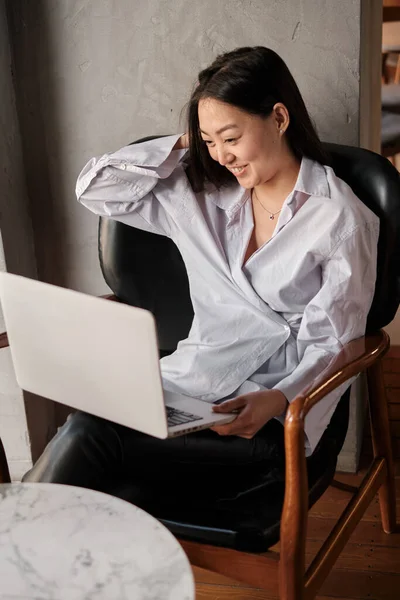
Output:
[99, 140, 400, 352]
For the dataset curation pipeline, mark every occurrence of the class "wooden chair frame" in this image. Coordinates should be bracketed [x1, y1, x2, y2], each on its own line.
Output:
[0, 322, 396, 599]
[178, 330, 396, 600]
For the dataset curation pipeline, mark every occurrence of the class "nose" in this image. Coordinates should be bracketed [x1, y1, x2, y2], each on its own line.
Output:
[215, 145, 235, 166]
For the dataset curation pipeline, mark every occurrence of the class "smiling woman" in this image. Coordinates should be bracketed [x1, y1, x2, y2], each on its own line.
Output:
[198, 99, 293, 186]
[197, 98, 300, 234]
[23, 48, 379, 520]
[186, 47, 328, 193]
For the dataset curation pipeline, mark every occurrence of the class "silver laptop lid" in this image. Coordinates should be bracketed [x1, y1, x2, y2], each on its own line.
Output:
[0, 273, 169, 438]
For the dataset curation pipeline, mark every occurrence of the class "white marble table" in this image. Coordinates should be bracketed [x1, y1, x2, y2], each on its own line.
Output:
[0, 483, 195, 600]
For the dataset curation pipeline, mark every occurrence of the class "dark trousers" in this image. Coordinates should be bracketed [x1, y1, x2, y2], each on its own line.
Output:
[22, 391, 348, 515]
[22, 412, 287, 505]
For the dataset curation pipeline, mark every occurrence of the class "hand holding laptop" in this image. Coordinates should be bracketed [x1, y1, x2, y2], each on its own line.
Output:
[211, 390, 287, 438]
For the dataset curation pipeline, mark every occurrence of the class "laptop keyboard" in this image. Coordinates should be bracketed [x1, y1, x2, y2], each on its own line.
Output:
[166, 405, 203, 427]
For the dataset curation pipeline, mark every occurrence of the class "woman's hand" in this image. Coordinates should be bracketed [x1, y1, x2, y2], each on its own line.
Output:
[173, 133, 189, 150]
[210, 390, 288, 439]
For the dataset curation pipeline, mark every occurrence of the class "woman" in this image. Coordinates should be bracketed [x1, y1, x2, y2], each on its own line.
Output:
[23, 47, 379, 507]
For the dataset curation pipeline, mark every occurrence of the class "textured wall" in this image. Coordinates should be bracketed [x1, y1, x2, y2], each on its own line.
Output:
[0, 6, 36, 284]
[0, 0, 37, 479]
[8, 0, 362, 294]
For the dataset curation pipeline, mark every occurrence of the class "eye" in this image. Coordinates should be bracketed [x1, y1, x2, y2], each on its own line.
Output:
[202, 139, 214, 147]
[224, 138, 237, 144]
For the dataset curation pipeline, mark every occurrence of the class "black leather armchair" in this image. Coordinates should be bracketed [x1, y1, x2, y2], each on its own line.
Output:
[97, 140, 399, 600]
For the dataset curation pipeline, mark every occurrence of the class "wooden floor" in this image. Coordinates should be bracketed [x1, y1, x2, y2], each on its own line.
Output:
[192, 459, 400, 600]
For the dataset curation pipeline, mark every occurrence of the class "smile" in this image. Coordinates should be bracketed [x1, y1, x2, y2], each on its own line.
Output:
[229, 165, 247, 175]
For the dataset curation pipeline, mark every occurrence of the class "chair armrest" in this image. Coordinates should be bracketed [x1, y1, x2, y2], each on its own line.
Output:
[0, 332, 9, 349]
[283, 330, 390, 491]
[279, 330, 390, 590]
[290, 331, 390, 420]
[100, 294, 121, 302]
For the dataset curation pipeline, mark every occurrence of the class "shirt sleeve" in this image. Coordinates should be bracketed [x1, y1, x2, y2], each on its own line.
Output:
[273, 220, 380, 455]
[75, 134, 187, 236]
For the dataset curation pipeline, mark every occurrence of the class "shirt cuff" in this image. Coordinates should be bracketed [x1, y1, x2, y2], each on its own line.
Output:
[108, 133, 186, 171]
[76, 134, 187, 199]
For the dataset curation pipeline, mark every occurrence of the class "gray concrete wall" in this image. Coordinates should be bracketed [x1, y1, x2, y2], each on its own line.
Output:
[0, 0, 38, 479]
[7, 0, 362, 294]
[4, 0, 379, 472]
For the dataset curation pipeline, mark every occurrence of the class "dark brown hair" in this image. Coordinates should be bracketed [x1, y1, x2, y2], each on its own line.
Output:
[187, 46, 329, 192]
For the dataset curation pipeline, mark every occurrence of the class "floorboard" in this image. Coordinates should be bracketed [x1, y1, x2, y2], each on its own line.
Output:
[188, 463, 400, 599]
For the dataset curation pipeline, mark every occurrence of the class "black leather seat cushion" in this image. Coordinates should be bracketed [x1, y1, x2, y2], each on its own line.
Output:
[157, 459, 337, 552]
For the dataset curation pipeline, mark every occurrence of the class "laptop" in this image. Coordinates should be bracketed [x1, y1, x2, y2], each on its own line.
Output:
[0, 272, 235, 438]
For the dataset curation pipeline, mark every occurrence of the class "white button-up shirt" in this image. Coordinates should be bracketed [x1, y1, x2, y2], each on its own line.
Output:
[76, 134, 379, 455]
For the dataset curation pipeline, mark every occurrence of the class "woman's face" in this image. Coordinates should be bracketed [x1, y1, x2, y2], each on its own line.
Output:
[198, 97, 292, 189]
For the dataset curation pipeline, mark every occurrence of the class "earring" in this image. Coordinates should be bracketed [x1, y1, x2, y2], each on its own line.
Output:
[279, 129, 284, 135]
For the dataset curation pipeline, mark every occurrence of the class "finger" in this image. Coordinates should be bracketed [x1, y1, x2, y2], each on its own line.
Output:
[210, 424, 238, 436]
[212, 396, 248, 413]
[237, 432, 255, 440]
[210, 422, 254, 437]
[210, 411, 251, 436]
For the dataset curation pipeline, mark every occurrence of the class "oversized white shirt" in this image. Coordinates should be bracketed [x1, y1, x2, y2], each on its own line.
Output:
[76, 134, 379, 455]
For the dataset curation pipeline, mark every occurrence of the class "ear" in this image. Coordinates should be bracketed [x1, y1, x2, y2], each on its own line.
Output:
[272, 103, 290, 134]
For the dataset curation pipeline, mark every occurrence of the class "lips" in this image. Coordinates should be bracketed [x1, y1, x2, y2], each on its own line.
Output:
[229, 165, 247, 176]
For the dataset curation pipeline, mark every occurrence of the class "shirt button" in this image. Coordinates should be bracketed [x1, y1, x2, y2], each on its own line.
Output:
[120, 162, 127, 170]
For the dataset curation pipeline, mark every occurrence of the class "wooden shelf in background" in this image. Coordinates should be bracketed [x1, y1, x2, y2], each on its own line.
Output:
[383, 6, 400, 22]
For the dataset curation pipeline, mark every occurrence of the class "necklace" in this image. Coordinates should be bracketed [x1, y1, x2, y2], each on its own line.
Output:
[252, 189, 282, 220]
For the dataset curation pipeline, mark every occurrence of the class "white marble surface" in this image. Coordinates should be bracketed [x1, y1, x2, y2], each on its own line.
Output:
[0, 483, 195, 599]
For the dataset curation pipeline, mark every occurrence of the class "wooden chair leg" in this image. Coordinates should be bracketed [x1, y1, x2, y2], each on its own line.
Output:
[279, 404, 308, 600]
[366, 359, 397, 533]
[395, 54, 400, 84]
[382, 52, 389, 84]
[0, 437, 11, 483]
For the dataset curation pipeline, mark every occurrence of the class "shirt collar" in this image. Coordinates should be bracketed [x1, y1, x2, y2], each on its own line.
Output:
[206, 157, 330, 214]
[292, 157, 330, 200]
